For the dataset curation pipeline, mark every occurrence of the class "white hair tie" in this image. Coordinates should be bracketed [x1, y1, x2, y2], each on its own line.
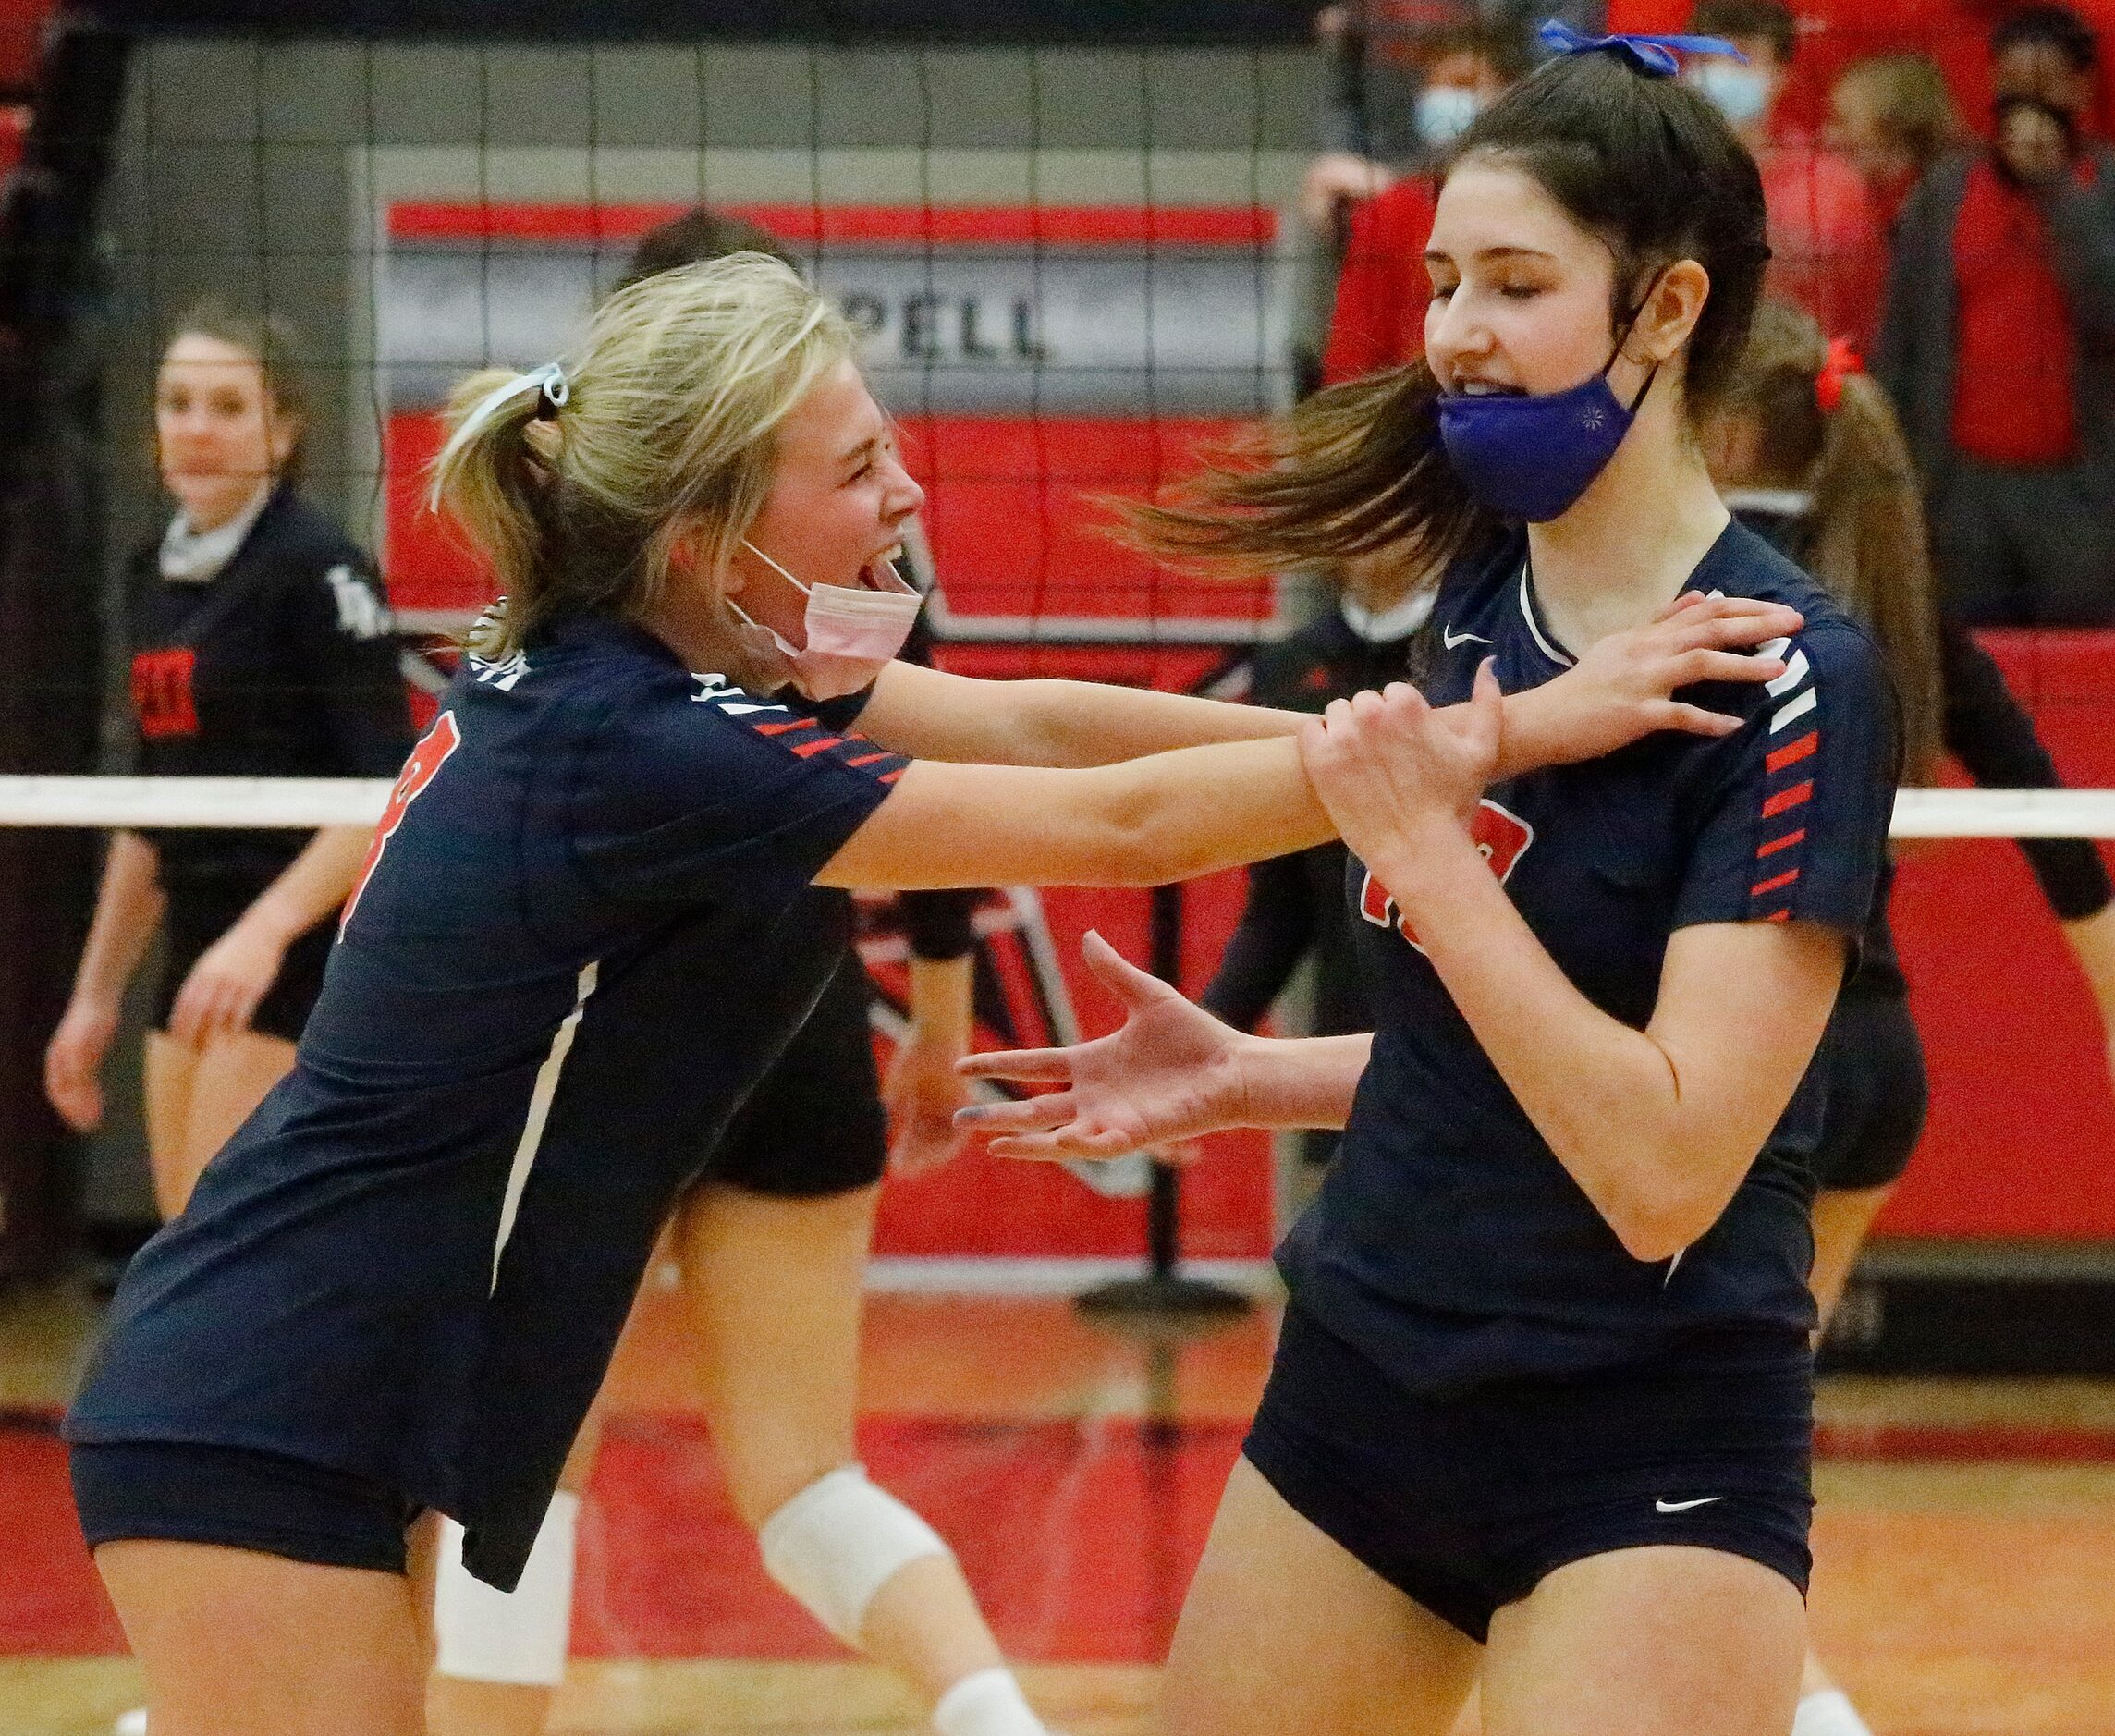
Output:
[430, 361, 568, 507]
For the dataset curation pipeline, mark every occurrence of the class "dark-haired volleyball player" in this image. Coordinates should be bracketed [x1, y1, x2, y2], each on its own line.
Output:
[962, 29, 1899, 1735]
[64, 251, 1800, 1736]
[1705, 297, 2115, 1736]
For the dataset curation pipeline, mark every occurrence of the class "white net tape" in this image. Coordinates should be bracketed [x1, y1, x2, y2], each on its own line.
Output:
[0, 777, 2111, 837]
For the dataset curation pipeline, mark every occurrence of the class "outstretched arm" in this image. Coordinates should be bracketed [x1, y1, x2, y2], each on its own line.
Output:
[955, 930, 1374, 1160]
[853, 593, 1800, 773]
[815, 734, 1333, 892]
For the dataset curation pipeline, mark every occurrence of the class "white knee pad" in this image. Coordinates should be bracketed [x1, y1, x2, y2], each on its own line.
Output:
[434, 1490, 580, 1687]
[1793, 1690, 1875, 1736]
[757, 1463, 953, 1646]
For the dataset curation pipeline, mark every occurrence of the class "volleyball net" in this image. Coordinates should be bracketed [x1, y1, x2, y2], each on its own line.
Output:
[0, 3, 2111, 1305]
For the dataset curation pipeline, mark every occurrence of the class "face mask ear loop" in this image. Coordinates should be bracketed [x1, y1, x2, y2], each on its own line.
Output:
[740, 538, 813, 600]
[1606, 269, 1669, 415]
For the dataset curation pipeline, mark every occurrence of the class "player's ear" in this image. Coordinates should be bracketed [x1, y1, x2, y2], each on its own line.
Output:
[1626, 259, 1708, 367]
[664, 516, 733, 589]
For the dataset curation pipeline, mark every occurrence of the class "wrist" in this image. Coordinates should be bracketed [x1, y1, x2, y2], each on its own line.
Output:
[1366, 810, 1479, 899]
[236, 901, 303, 950]
[1496, 689, 1550, 778]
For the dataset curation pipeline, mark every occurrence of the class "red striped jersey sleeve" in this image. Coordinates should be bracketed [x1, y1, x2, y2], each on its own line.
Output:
[1672, 620, 1899, 935]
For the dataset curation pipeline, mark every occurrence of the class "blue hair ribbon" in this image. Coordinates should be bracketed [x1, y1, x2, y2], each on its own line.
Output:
[1535, 18, 1746, 77]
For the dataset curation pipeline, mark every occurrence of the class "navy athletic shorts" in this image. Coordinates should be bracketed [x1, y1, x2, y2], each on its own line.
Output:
[153, 888, 336, 1047]
[698, 949, 888, 1200]
[1809, 989, 1929, 1192]
[71, 1439, 420, 1575]
[1244, 1304, 1814, 1642]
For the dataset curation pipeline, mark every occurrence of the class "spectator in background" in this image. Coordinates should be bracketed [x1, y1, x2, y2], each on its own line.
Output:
[1291, 6, 1532, 394]
[1685, 0, 1889, 346]
[1195, 544, 1438, 1207]
[1319, 20, 1530, 385]
[1826, 52, 1967, 235]
[1876, 4, 2115, 626]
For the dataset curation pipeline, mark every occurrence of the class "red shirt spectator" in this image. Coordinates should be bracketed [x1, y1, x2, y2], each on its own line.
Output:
[1949, 152, 2090, 463]
[1685, 0, 1892, 345]
[1321, 174, 1438, 383]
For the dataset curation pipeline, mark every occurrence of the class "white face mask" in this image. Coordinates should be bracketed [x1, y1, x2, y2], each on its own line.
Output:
[728, 539, 923, 700]
[1690, 61, 1771, 128]
[1414, 84, 1482, 148]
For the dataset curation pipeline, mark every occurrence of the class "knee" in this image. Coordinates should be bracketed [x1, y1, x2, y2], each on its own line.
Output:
[756, 1463, 954, 1646]
[722, 1436, 860, 1531]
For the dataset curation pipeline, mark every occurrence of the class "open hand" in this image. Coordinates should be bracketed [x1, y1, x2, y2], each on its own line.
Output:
[1299, 153, 1395, 230]
[955, 931, 1246, 1162]
[1515, 591, 1800, 769]
[169, 917, 287, 1047]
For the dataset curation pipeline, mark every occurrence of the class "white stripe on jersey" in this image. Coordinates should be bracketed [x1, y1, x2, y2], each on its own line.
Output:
[490, 960, 600, 1293]
[1771, 686, 1818, 733]
[1764, 647, 1810, 697]
[1516, 566, 1575, 668]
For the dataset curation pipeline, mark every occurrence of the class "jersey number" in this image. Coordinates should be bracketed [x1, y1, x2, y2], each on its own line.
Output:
[1359, 799, 1534, 953]
[342, 710, 460, 933]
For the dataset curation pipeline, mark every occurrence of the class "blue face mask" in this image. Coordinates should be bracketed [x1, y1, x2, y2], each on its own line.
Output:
[1438, 344, 1657, 523]
[1415, 84, 1482, 148]
[1690, 60, 1771, 127]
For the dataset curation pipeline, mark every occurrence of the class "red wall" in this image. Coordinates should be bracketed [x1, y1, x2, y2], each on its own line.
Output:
[1883, 631, 2115, 1241]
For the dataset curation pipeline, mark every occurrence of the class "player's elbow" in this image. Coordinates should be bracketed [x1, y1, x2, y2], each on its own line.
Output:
[1608, 1202, 1695, 1265]
[1597, 1151, 1742, 1265]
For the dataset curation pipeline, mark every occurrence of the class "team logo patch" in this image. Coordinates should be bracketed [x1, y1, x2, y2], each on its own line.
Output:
[1359, 799, 1534, 952]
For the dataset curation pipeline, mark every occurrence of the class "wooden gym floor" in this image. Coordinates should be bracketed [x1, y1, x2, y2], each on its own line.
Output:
[5, 1279, 2114, 1734]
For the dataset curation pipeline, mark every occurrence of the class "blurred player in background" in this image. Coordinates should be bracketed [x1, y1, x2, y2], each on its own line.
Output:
[1705, 297, 2115, 1736]
[43, 303, 412, 1221]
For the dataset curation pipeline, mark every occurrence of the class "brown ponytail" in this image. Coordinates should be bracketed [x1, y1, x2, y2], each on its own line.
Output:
[1718, 300, 1943, 782]
[1111, 361, 1495, 583]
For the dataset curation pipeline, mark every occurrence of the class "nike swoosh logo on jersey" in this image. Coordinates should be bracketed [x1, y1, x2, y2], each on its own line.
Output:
[1654, 1497, 1723, 1513]
[1441, 624, 1493, 650]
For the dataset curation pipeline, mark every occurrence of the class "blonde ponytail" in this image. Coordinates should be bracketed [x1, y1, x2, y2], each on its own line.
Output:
[428, 368, 559, 653]
[425, 254, 857, 663]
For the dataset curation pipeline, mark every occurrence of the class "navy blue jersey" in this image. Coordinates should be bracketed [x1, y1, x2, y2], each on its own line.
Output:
[67, 611, 907, 1589]
[128, 485, 415, 902]
[1278, 521, 1898, 1392]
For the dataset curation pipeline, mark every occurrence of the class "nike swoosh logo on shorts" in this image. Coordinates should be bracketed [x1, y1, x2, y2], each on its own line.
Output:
[1654, 1497, 1723, 1513]
[1442, 625, 1493, 649]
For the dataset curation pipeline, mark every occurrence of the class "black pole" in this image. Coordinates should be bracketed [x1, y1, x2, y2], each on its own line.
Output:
[1076, 883, 1250, 1320]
